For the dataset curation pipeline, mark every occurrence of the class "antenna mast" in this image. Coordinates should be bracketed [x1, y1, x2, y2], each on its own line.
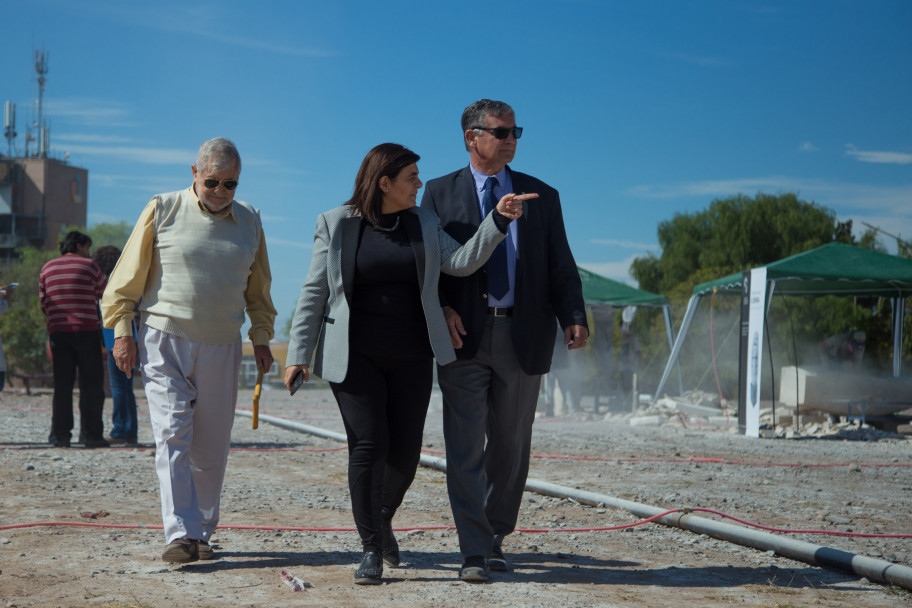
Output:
[3, 101, 15, 156]
[34, 49, 49, 158]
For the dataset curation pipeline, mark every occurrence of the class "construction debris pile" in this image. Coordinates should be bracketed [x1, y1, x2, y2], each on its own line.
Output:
[625, 391, 911, 440]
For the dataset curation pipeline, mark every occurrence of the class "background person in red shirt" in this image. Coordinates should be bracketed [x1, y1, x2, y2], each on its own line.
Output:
[39, 231, 108, 448]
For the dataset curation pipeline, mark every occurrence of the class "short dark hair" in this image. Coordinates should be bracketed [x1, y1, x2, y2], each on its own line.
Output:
[346, 143, 420, 226]
[461, 99, 515, 150]
[92, 245, 122, 275]
[60, 231, 92, 255]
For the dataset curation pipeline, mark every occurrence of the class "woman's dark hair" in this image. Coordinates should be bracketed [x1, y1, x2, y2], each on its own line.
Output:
[59, 231, 92, 255]
[92, 245, 122, 275]
[346, 143, 420, 226]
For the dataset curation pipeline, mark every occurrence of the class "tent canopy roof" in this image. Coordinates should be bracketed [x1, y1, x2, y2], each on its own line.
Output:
[693, 243, 912, 298]
[578, 266, 669, 307]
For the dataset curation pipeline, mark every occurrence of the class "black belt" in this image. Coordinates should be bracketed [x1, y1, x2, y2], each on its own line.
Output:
[487, 307, 513, 317]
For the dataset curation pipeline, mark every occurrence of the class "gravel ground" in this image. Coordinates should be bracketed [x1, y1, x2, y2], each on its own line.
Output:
[1, 384, 911, 608]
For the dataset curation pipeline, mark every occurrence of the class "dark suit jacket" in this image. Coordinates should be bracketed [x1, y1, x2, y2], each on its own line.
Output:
[421, 165, 588, 375]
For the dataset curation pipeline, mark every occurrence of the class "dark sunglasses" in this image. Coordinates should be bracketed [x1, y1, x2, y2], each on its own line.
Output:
[202, 178, 238, 190]
[472, 126, 523, 140]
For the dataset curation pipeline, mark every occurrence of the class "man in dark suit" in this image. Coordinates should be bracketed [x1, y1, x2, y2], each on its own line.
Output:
[421, 99, 589, 582]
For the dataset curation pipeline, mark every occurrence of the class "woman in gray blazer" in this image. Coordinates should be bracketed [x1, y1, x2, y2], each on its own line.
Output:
[284, 143, 534, 585]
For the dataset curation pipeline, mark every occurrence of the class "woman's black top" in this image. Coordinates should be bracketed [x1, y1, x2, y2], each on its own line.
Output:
[349, 211, 433, 359]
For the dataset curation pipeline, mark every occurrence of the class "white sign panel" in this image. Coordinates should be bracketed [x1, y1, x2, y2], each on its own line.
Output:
[744, 267, 767, 437]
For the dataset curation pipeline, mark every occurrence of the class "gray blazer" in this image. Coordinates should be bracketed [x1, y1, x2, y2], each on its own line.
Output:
[286, 205, 507, 383]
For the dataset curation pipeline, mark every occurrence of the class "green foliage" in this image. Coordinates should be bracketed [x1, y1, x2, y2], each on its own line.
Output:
[88, 222, 134, 250]
[0, 246, 56, 377]
[0, 302, 51, 375]
[628, 254, 661, 295]
[283, 299, 296, 341]
[647, 192, 838, 293]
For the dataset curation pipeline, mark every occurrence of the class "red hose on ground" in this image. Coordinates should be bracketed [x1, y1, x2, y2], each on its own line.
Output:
[3, 507, 910, 538]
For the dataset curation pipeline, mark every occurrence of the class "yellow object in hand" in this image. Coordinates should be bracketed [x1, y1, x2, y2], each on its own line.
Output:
[252, 367, 264, 429]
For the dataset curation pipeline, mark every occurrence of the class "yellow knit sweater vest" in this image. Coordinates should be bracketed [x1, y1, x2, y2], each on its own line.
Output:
[140, 189, 262, 344]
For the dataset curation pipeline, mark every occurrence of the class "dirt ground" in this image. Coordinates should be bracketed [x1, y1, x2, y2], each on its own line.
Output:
[1, 384, 911, 608]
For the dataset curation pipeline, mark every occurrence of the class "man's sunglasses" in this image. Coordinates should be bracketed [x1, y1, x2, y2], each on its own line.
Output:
[202, 178, 238, 190]
[472, 126, 523, 140]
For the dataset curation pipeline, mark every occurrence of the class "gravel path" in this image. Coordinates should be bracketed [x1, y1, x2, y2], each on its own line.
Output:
[1, 385, 911, 607]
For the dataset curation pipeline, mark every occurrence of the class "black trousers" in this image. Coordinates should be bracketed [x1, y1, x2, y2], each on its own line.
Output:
[330, 350, 432, 552]
[49, 331, 105, 442]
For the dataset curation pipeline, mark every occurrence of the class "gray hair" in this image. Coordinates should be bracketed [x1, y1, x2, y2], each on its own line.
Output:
[196, 137, 242, 173]
[461, 99, 514, 150]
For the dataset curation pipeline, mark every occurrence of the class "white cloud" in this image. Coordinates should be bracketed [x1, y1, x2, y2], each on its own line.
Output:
[87, 4, 335, 58]
[624, 177, 912, 216]
[798, 142, 818, 152]
[45, 98, 137, 128]
[62, 144, 195, 165]
[625, 176, 808, 199]
[578, 255, 641, 285]
[591, 238, 658, 251]
[88, 173, 186, 197]
[55, 133, 133, 144]
[845, 144, 912, 165]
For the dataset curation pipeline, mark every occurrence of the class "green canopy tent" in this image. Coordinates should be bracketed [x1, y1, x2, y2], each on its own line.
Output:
[654, 242, 912, 401]
[566, 268, 677, 408]
[577, 266, 675, 347]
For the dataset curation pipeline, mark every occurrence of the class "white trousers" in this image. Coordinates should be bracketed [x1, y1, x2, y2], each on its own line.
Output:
[138, 326, 241, 544]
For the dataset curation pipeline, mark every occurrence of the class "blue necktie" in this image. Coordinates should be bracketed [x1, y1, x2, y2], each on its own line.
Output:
[482, 176, 509, 299]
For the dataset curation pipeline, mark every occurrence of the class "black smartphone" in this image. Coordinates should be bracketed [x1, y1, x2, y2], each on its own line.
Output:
[289, 370, 305, 396]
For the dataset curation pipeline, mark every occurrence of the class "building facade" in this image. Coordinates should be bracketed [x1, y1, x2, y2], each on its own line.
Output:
[0, 155, 88, 261]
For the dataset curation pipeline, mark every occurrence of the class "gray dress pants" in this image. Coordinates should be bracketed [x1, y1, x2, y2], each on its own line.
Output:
[438, 315, 542, 559]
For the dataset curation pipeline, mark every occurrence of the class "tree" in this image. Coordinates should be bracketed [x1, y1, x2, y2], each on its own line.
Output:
[639, 192, 839, 293]
[88, 222, 134, 250]
[0, 247, 56, 378]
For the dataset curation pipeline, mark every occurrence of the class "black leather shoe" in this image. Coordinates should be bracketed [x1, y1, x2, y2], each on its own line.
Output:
[354, 551, 383, 585]
[380, 514, 400, 567]
[53, 439, 71, 448]
[459, 555, 489, 583]
[489, 537, 508, 572]
[85, 437, 111, 449]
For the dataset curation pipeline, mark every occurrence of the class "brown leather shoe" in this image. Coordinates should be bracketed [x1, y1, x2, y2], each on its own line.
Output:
[197, 540, 215, 560]
[162, 539, 199, 563]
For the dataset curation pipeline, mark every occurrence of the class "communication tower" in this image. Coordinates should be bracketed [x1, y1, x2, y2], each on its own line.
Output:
[34, 49, 49, 158]
[0, 49, 88, 257]
[3, 101, 15, 156]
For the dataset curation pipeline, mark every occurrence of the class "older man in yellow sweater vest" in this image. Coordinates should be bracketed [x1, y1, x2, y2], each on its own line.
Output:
[101, 137, 276, 563]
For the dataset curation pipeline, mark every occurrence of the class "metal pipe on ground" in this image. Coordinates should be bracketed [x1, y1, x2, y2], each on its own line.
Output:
[242, 411, 912, 591]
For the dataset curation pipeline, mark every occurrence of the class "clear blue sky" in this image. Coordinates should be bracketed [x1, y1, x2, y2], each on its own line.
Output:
[3, 0, 910, 334]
